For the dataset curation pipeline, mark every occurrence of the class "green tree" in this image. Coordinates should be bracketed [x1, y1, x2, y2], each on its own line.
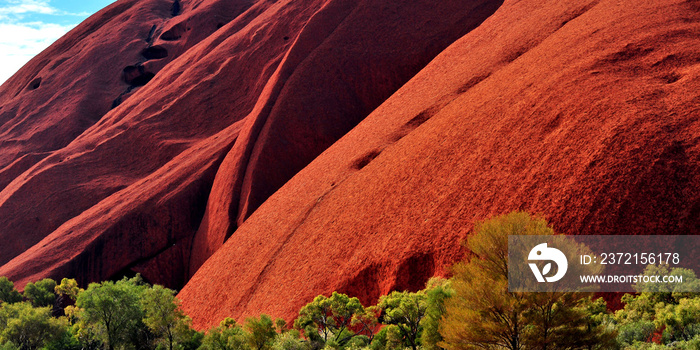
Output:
[420, 278, 454, 350]
[0, 302, 67, 350]
[438, 212, 546, 350]
[200, 318, 250, 350]
[177, 327, 204, 350]
[368, 327, 390, 350]
[294, 292, 364, 346]
[377, 290, 427, 350]
[244, 315, 277, 350]
[0, 342, 18, 350]
[274, 319, 288, 334]
[351, 305, 380, 343]
[42, 329, 82, 350]
[0, 278, 22, 305]
[521, 293, 617, 349]
[615, 320, 656, 348]
[141, 285, 191, 350]
[23, 278, 57, 308]
[579, 297, 618, 350]
[438, 212, 612, 350]
[55, 278, 81, 302]
[271, 331, 309, 350]
[74, 276, 148, 350]
[615, 265, 700, 347]
[652, 297, 700, 344]
[54, 278, 82, 319]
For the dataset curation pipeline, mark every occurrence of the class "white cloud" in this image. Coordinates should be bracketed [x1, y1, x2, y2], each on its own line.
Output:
[0, 21, 74, 84]
[0, 0, 81, 84]
[0, 0, 90, 19]
[0, 0, 56, 20]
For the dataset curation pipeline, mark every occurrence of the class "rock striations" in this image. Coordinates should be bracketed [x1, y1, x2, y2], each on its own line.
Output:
[0, 0, 699, 330]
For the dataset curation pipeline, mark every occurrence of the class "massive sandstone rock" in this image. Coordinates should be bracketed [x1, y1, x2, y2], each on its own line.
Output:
[178, 0, 700, 329]
[0, 0, 698, 330]
[0, 0, 501, 289]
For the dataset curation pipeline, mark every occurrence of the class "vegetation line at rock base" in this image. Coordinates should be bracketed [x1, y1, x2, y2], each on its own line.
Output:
[1, 212, 699, 349]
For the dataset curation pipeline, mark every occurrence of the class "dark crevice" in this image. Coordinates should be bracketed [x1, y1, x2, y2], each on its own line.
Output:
[456, 73, 490, 94]
[111, 85, 137, 109]
[145, 24, 157, 42]
[351, 150, 382, 170]
[388, 96, 454, 142]
[660, 72, 682, 84]
[171, 0, 181, 16]
[131, 72, 154, 86]
[602, 44, 655, 64]
[123, 65, 155, 86]
[393, 252, 435, 292]
[405, 108, 435, 130]
[111, 93, 127, 109]
[50, 57, 69, 70]
[160, 22, 186, 41]
[111, 97, 122, 109]
[141, 45, 168, 60]
[27, 77, 42, 90]
[504, 48, 527, 63]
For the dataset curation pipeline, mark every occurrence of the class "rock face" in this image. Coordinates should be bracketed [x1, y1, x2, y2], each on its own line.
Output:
[1, 0, 699, 331]
[178, 0, 700, 329]
[0, 0, 502, 289]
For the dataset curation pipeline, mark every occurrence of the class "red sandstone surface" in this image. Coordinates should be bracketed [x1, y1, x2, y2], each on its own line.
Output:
[1, 0, 699, 330]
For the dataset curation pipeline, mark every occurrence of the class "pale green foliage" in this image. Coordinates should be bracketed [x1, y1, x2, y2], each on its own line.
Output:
[271, 331, 310, 350]
[244, 315, 277, 350]
[294, 292, 364, 346]
[74, 276, 148, 350]
[633, 265, 700, 295]
[0, 342, 17, 350]
[55, 278, 81, 302]
[655, 298, 700, 343]
[343, 335, 370, 349]
[23, 278, 57, 308]
[616, 266, 700, 347]
[200, 318, 250, 350]
[616, 320, 656, 349]
[0, 302, 66, 350]
[377, 290, 427, 350]
[642, 265, 700, 308]
[141, 285, 191, 350]
[420, 277, 454, 350]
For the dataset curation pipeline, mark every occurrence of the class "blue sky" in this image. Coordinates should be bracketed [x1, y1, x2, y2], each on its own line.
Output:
[0, 0, 114, 85]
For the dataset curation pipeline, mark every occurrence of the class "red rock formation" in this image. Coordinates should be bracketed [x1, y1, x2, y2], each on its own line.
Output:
[0, 0, 501, 290]
[1, 0, 698, 332]
[178, 0, 700, 329]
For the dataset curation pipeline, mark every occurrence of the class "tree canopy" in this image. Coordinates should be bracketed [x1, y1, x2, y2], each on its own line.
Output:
[438, 211, 615, 350]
